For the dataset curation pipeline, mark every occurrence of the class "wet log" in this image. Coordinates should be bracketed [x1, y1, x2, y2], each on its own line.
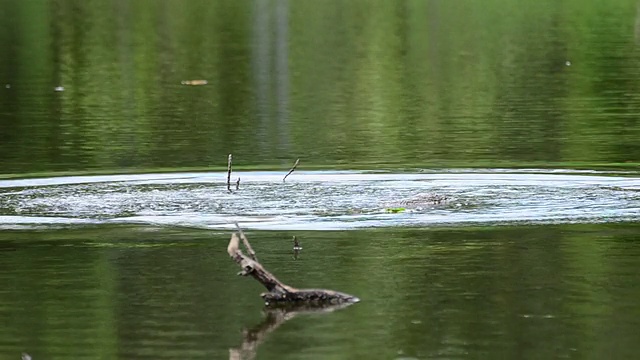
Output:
[227, 225, 359, 306]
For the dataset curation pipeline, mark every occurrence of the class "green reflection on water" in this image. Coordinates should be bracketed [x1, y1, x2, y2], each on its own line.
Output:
[1, 223, 640, 359]
[1, 0, 640, 176]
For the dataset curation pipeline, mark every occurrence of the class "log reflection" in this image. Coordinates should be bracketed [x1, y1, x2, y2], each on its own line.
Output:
[229, 303, 355, 360]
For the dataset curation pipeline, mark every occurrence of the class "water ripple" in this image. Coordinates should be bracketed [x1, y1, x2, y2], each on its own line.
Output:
[0, 170, 638, 230]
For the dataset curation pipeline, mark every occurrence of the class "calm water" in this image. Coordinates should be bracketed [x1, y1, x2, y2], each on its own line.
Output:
[0, 171, 639, 359]
[2, 0, 640, 359]
[1, 0, 640, 174]
[1, 224, 640, 359]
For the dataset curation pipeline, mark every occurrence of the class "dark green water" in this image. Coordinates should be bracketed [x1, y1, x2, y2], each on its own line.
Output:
[2, 224, 640, 359]
[2, 1, 640, 359]
[1, 0, 640, 175]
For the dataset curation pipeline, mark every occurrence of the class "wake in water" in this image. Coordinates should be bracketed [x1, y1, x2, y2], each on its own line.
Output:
[0, 169, 639, 230]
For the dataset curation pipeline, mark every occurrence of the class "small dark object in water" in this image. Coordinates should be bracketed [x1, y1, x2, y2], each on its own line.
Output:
[236, 177, 240, 191]
[226, 154, 233, 192]
[293, 236, 302, 250]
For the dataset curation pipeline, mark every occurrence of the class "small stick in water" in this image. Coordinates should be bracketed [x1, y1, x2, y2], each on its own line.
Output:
[227, 154, 233, 192]
[283, 158, 300, 182]
[293, 236, 302, 260]
[236, 177, 240, 191]
[293, 236, 302, 251]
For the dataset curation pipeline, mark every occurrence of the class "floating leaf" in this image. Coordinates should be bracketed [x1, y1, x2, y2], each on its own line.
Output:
[385, 207, 406, 213]
[181, 80, 208, 85]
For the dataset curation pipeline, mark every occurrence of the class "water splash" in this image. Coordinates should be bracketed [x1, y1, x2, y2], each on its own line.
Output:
[0, 170, 638, 230]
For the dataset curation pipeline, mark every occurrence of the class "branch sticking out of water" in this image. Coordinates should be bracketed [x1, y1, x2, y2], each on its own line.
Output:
[234, 222, 257, 262]
[293, 236, 302, 260]
[236, 177, 240, 191]
[283, 158, 300, 182]
[227, 225, 359, 306]
[227, 154, 233, 192]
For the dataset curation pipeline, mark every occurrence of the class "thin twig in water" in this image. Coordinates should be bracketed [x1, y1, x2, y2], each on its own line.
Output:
[236, 177, 240, 191]
[227, 154, 233, 192]
[283, 158, 300, 182]
[234, 222, 257, 261]
[293, 235, 302, 260]
[293, 236, 302, 250]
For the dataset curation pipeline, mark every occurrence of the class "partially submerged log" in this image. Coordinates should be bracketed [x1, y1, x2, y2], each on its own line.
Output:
[227, 225, 359, 306]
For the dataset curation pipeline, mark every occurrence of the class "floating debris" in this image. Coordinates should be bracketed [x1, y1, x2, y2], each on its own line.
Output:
[565, 60, 571, 66]
[5, 84, 10, 89]
[385, 207, 406, 213]
[54, 86, 64, 92]
[181, 80, 208, 86]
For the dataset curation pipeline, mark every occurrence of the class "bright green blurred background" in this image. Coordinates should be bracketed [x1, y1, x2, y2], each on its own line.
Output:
[1, 0, 639, 176]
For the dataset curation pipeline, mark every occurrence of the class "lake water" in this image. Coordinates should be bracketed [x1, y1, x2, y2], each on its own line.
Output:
[1, 170, 640, 230]
[1, 171, 639, 359]
[2, 221, 640, 359]
[2, 0, 640, 359]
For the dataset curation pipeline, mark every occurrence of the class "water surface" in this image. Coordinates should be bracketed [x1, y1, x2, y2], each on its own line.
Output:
[1, 224, 639, 359]
[2, 1, 640, 358]
[1, 170, 639, 358]
[1, 170, 639, 231]
[1, 0, 640, 173]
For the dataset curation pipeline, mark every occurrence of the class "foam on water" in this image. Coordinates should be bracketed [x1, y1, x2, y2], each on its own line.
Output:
[0, 169, 639, 230]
